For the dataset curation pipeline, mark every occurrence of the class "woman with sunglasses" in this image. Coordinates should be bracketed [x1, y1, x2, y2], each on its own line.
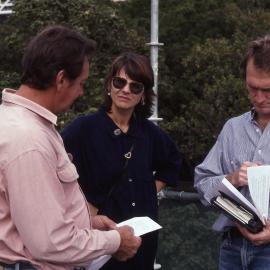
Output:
[62, 52, 182, 270]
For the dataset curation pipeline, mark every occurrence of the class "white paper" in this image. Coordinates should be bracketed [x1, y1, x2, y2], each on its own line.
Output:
[86, 216, 161, 270]
[116, 216, 162, 236]
[86, 255, 111, 270]
[219, 177, 265, 223]
[247, 165, 270, 219]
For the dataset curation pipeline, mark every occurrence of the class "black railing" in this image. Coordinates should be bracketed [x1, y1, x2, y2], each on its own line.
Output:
[158, 190, 200, 202]
[155, 189, 218, 270]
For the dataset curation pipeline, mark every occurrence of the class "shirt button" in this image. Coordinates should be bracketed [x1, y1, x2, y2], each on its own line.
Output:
[113, 129, 121, 136]
[128, 178, 133, 182]
[256, 128, 260, 133]
[132, 202, 136, 207]
[258, 149, 262, 155]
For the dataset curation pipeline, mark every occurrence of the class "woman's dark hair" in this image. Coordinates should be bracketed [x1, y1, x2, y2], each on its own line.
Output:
[241, 34, 270, 78]
[101, 52, 155, 118]
[21, 25, 96, 90]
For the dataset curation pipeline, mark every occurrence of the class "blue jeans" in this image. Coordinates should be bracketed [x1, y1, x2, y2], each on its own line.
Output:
[219, 236, 270, 270]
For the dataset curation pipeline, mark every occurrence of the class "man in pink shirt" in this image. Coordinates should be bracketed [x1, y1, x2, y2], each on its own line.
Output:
[0, 25, 141, 270]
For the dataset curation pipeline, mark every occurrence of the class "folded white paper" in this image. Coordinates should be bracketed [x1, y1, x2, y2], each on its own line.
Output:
[116, 216, 162, 236]
[86, 216, 162, 270]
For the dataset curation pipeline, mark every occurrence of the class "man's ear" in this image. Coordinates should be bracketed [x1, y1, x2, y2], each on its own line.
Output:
[55, 70, 65, 90]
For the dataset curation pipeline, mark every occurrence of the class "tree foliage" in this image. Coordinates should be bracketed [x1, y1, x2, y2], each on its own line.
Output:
[117, 1, 270, 269]
[158, 201, 220, 270]
[2, 1, 270, 269]
[2, 0, 270, 163]
[119, 0, 270, 168]
[0, 0, 147, 127]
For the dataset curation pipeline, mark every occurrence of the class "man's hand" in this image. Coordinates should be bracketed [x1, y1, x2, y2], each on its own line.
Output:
[226, 161, 259, 187]
[236, 222, 270, 245]
[113, 225, 141, 261]
[92, 215, 116, 231]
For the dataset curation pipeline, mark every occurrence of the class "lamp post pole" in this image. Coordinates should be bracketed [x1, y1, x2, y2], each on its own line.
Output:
[148, 2, 163, 269]
[147, 0, 163, 124]
[0, 0, 13, 15]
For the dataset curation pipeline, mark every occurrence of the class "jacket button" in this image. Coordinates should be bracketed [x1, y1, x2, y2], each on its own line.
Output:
[113, 129, 121, 136]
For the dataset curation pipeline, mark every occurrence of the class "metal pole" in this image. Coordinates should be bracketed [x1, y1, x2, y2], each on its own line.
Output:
[0, 0, 13, 15]
[158, 190, 201, 202]
[148, 1, 163, 268]
[147, 0, 163, 124]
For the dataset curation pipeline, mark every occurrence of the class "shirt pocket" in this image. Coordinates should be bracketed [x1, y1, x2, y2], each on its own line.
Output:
[57, 162, 79, 183]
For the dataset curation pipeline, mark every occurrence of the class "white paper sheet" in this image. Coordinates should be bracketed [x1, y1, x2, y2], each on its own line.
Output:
[86, 216, 162, 270]
[247, 165, 270, 219]
[116, 216, 162, 237]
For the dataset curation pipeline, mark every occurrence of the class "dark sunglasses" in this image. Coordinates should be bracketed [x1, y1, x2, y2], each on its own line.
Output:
[112, 76, 144, 94]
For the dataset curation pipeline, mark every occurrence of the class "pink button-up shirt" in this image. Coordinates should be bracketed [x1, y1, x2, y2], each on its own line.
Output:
[0, 89, 120, 270]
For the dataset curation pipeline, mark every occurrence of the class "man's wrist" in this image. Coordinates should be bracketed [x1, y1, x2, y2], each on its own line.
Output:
[226, 172, 239, 187]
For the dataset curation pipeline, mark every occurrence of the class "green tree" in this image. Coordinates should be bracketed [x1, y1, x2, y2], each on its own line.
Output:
[119, 0, 270, 167]
[0, 0, 146, 127]
[118, 1, 270, 269]
[2, 1, 270, 269]
[158, 201, 220, 270]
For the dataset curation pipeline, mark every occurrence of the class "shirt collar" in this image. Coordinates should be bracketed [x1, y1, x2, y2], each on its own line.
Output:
[2, 88, 57, 125]
[250, 107, 256, 121]
[245, 107, 261, 126]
